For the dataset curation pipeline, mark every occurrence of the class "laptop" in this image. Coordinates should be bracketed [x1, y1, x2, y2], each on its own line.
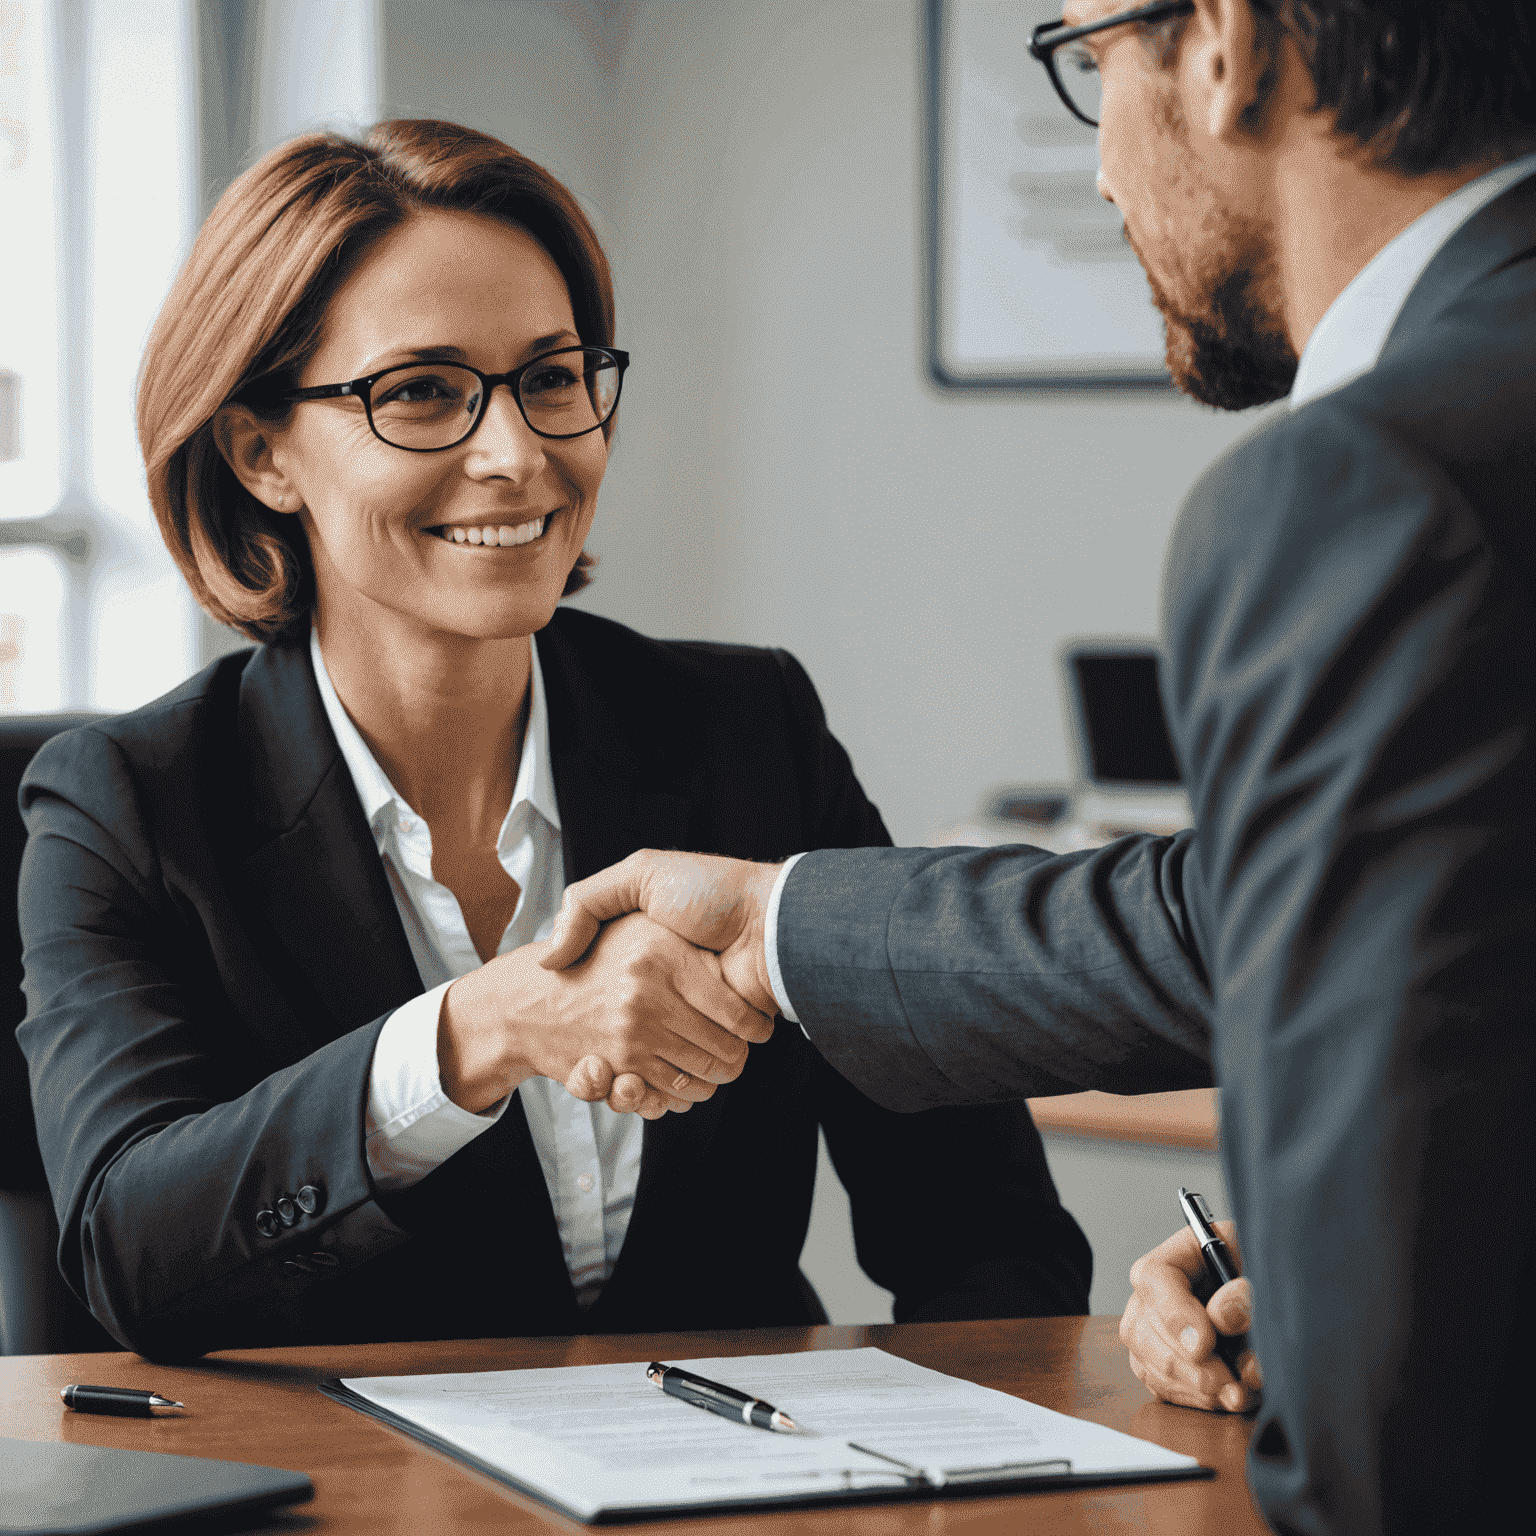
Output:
[1060, 643, 1190, 836]
[1, 1438, 313, 1534]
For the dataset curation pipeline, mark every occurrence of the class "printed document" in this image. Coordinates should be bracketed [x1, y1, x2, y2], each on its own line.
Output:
[332, 1346, 1201, 1520]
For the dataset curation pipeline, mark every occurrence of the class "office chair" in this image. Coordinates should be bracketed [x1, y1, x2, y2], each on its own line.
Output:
[0, 712, 119, 1355]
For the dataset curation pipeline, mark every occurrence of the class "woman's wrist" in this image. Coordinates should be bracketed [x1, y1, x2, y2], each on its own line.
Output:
[438, 960, 533, 1112]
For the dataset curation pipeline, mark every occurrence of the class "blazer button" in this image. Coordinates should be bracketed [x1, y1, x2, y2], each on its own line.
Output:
[295, 1184, 324, 1216]
[255, 1209, 279, 1238]
[276, 1196, 299, 1227]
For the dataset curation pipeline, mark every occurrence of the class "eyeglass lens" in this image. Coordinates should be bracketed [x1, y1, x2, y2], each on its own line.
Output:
[365, 349, 620, 448]
[1054, 42, 1103, 126]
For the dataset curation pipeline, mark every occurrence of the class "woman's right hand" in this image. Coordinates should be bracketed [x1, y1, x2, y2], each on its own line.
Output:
[437, 912, 774, 1119]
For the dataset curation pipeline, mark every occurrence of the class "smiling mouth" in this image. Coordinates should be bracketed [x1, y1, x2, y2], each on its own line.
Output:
[430, 515, 550, 548]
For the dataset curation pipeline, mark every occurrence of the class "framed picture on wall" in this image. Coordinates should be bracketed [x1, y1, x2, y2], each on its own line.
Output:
[924, 0, 1171, 389]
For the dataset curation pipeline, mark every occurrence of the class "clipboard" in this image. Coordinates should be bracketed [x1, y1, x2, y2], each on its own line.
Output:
[318, 1347, 1209, 1523]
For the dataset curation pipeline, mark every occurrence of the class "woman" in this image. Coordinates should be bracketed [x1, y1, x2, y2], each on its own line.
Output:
[18, 120, 1090, 1360]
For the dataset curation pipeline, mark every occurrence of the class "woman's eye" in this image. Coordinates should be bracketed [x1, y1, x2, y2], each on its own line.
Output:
[379, 375, 456, 404]
[525, 366, 579, 394]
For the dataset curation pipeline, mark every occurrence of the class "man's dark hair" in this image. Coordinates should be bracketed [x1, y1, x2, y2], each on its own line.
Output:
[1256, 1, 1536, 174]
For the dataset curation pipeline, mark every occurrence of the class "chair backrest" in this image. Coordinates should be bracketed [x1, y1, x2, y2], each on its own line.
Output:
[1, 712, 119, 1352]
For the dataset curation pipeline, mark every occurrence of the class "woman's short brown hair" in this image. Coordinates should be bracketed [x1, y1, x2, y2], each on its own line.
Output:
[138, 119, 613, 643]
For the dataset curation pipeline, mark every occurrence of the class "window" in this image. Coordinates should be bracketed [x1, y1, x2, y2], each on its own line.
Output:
[0, 0, 199, 712]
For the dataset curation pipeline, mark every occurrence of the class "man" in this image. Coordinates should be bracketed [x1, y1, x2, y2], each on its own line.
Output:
[544, 3, 1535, 1532]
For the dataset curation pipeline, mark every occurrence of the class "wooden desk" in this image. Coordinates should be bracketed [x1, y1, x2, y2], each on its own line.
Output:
[0, 1318, 1268, 1533]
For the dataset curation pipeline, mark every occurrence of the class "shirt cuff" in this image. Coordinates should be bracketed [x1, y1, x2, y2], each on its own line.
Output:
[365, 979, 509, 1191]
[763, 852, 808, 1027]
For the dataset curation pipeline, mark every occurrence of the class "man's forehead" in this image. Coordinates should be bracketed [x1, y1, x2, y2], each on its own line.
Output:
[1061, 0, 1127, 28]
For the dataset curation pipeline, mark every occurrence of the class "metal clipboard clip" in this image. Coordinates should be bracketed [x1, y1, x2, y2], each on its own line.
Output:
[846, 1441, 1074, 1490]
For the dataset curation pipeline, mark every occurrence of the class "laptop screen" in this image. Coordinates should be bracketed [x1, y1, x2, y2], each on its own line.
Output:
[1068, 650, 1182, 786]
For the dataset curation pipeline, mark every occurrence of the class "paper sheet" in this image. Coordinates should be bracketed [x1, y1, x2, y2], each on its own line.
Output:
[337, 1347, 1200, 1519]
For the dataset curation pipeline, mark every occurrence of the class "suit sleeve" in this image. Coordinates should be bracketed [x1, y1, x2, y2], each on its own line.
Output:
[17, 727, 412, 1359]
[769, 648, 1094, 1320]
[1165, 409, 1535, 1536]
[778, 834, 1215, 1111]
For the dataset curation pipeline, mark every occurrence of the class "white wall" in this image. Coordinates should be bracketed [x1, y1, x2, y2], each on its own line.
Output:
[382, 0, 1254, 1319]
[596, 0, 1278, 843]
[383, 0, 616, 243]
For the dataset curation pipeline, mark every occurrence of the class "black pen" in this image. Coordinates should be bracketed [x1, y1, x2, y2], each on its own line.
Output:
[1176, 1186, 1249, 1379]
[646, 1363, 799, 1432]
[61, 1384, 185, 1417]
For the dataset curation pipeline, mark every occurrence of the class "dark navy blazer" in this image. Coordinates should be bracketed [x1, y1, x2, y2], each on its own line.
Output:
[779, 176, 1536, 1536]
[17, 608, 1090, 1361]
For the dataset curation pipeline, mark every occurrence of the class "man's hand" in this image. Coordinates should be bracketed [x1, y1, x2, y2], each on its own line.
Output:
[1119, 1222, 1262, 1412]
[542, 851, 784, 1015]
[540, 852, 786, 1117]
[438, 912, 773, 1121]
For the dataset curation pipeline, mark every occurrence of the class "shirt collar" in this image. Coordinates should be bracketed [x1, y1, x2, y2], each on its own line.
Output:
[1290, 151, 1536, 409]
[308, 622, 561, 848]
[509, 631, 562, 836]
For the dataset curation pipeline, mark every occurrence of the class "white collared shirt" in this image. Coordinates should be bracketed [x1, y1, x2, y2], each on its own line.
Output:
[309, 625, 643, 1306]
[1291, 151, 1536, 408]
[763, 154, 1536, 1024]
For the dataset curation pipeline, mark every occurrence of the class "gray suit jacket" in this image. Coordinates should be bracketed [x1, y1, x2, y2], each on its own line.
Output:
[779, 172, 1536, 1536]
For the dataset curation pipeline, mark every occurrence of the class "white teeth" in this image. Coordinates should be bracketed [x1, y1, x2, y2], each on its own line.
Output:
[438, 516, 547, 546]
[498, 518, 546, 546]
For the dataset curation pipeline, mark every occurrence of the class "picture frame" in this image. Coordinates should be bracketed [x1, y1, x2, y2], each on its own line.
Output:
[923, 0, 1172, 389]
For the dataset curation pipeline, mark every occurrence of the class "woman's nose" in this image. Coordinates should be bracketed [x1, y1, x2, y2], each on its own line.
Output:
[465, 382, 546, 479]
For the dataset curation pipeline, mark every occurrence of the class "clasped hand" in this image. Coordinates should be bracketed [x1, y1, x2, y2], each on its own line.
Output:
[439, 905, 774, 1120]
[518, 850, 785, 1115]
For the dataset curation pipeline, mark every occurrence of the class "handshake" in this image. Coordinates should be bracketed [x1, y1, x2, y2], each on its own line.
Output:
[439, 845, 1265, 1419]
[437, 851, 786, 1120]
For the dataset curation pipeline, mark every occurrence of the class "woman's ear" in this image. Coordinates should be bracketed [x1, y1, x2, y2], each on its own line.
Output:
[212, 404, 299, 514]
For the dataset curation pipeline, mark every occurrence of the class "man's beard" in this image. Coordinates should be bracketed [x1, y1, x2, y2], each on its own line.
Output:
[1126, 214, 1299, 412]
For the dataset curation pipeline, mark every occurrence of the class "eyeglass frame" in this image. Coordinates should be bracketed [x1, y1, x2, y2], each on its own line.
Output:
[242, 344, 632, 452]
[1028, 0, 1195, 128]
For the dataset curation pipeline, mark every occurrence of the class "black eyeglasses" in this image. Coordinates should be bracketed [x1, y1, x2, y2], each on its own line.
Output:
[1029, 1, 1195, 127]
[249, 345, 630, 452]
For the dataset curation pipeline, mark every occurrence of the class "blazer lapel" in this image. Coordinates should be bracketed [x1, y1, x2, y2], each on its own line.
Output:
[538, 615, 737, 1319]
[237, 639, 426, 1044]
[539, 629, 691, 884]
